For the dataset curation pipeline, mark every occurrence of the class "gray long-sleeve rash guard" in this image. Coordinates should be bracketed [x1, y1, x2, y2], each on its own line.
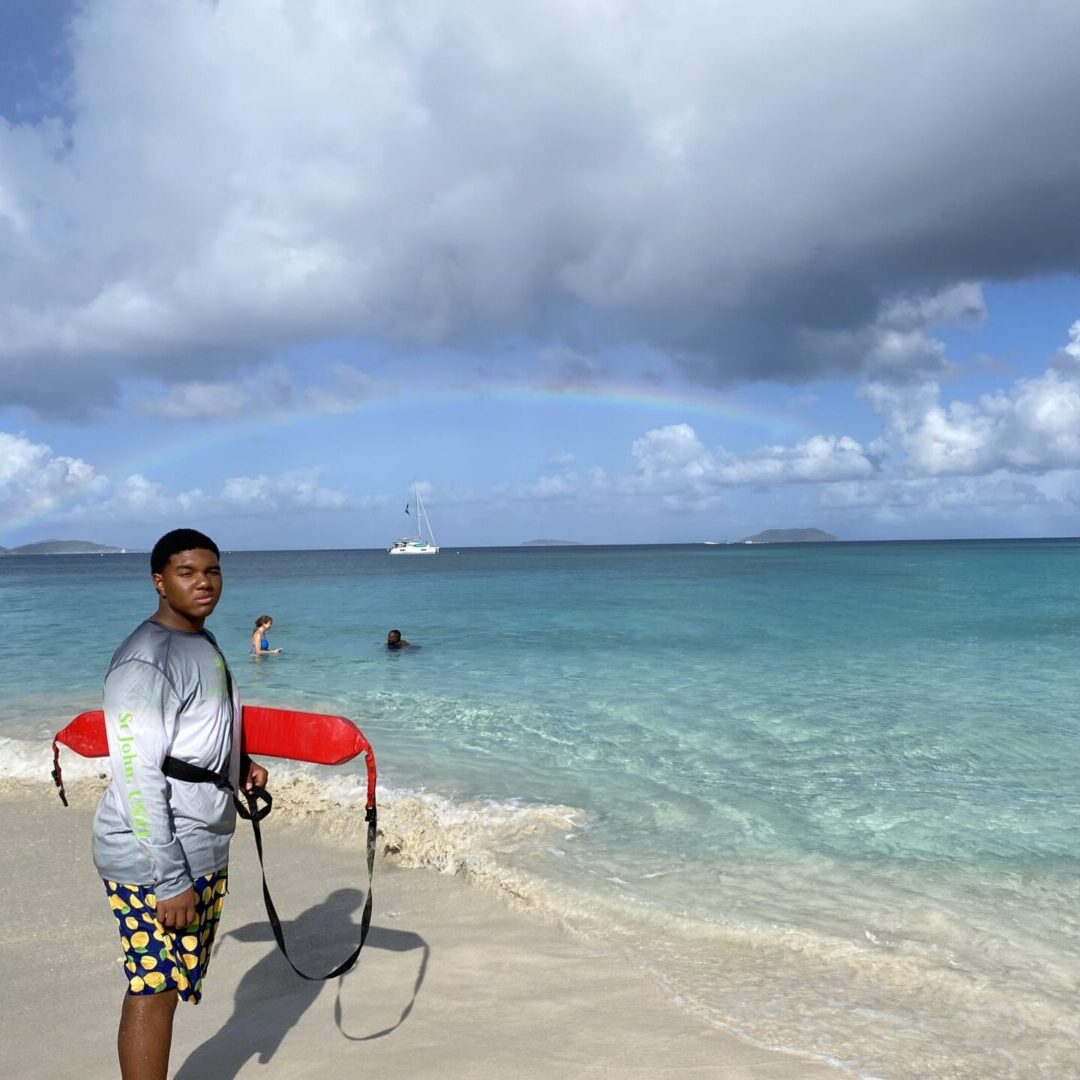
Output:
[92, 619, 241, 900]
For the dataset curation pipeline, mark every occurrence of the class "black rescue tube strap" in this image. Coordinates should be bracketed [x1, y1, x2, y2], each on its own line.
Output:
[161, 755, 231, 790]
[161, 755, 273, 821]
[245, 789, 377, 981]
[234, 786, 272, 821]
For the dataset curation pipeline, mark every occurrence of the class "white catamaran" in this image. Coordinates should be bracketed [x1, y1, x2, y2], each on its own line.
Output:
[388, 482, 439, 555]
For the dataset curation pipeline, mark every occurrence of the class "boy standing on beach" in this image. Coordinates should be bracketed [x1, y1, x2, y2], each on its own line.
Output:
[92, 528, 268, 1080]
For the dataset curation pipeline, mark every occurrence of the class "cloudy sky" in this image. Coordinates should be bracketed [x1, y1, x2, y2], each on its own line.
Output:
[3, 0, 1080, 549]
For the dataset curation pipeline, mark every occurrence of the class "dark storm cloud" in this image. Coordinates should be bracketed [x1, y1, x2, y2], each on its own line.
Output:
[2, 0, 1080, 415]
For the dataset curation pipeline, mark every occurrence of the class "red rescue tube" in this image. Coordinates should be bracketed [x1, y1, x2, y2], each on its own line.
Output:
[51, 706, 376, 811]
[54, 710, 109, 758]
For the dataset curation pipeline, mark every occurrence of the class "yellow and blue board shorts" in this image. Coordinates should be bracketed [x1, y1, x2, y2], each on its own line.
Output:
[104, 867, 228, 1004]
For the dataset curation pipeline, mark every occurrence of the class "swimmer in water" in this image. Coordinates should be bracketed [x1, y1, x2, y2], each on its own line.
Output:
[386, 629, 411, 650]
[252, 615, 283, 655]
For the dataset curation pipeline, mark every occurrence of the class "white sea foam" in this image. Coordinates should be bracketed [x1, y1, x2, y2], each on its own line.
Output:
[0, 736, 587, 907]
[259, 762, 585, 882]
[0, 734, 107, 782]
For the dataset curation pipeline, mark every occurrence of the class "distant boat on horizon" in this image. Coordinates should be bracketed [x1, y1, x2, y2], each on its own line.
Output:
[388, 481, 440, 556]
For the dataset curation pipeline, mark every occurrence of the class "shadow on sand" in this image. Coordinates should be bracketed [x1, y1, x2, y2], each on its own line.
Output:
[175, 887, 429, 1079]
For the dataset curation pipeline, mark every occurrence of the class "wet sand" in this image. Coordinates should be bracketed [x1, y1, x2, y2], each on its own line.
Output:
[1, 780, 844, 1079]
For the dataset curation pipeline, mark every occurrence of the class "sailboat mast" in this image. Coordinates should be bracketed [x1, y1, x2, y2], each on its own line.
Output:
[417, 482, 437, 546]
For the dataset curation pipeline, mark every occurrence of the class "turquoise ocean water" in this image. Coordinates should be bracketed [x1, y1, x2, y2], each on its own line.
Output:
[1, 542, 1077, 1078]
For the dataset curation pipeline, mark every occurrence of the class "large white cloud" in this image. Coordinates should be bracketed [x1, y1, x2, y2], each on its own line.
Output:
[864, 323, 1080, 477]
[517, 422, 877, 512]
[629, 423, 877, 490]
[0, 431, 103, 526]
[3, 1, 1080, 413]
[0, 430, 355, 536]
[73, 469, 354, 519]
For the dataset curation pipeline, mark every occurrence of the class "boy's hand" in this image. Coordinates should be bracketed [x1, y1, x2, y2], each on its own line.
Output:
[243, 758, 269, 793]
[156, 887, 197, 930]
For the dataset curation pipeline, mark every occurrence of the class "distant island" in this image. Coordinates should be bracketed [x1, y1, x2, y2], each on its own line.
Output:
[521, 539, 583, 547]
[0, 539, 126, 555]
[741, 528, 838, 544]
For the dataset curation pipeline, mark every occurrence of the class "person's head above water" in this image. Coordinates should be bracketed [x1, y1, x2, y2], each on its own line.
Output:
[254, 615, 273, 631]
[150, 528, 222, 633]
[387, 628, 409, 649]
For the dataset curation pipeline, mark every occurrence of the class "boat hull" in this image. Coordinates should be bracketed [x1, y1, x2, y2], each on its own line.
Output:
[388, 543, 439, 555]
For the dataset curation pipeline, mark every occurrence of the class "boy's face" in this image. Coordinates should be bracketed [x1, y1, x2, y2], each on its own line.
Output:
[153, 548, 222, 623]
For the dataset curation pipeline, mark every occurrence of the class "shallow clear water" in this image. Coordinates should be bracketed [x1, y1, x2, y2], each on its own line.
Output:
[2, 542, 1078, 1077]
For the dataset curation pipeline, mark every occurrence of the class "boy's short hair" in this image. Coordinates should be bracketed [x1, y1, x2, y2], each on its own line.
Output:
[150, 529, 220, 574]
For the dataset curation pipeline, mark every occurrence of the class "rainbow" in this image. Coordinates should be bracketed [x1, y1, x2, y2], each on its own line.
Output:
[429, 383, 805, 429]
[2, 380, 811, 541]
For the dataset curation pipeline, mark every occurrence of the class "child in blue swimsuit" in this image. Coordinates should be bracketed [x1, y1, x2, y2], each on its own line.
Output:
[251, 615, 283, 655]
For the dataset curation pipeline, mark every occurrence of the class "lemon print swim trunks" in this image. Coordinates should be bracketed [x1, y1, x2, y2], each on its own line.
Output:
[103, 868, 228, 1003]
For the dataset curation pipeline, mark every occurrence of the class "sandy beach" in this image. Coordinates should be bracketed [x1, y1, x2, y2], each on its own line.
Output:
[1, 778, 843, 1080]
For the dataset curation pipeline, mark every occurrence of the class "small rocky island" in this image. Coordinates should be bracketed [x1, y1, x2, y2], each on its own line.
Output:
[741, 528, 838, 544]
[0, 539, 126, 555]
